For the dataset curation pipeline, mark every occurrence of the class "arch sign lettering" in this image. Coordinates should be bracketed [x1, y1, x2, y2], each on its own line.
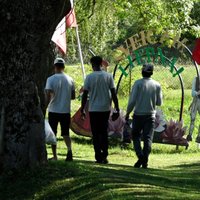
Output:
[113, 30, 195, 77]
[112, 30, 199, 148]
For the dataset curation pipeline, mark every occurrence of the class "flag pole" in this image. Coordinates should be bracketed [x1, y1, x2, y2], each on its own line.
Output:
[75, 25, 86, 81]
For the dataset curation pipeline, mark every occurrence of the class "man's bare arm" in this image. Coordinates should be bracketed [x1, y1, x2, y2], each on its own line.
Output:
[81, 90, 88, 113]
[45, 89, 53, 111]
[110, 88, 119, 112]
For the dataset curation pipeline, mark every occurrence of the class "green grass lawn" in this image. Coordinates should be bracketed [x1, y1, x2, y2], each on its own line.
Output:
[1, 132, 200, 200]
[1, 65, 200, 199]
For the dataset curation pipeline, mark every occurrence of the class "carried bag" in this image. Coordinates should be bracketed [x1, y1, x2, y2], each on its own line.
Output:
[45, 119, 57, 145]
[108, 109, 125, 140]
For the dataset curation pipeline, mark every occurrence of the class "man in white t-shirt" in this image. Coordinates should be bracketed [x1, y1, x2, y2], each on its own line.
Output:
[81, 56, 119, 164]
[45, 58, 75, 161]
[187, 76, 200, 143]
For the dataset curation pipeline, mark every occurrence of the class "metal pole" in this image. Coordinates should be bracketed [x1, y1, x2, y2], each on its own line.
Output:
[75, 26, 86, 81]
[89, 49, 96, 56]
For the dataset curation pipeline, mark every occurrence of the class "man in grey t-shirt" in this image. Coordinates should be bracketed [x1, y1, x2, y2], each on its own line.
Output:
[126, 63, 162, 168]
[81, 56, 119, 164]
[45, 58, 75, 161]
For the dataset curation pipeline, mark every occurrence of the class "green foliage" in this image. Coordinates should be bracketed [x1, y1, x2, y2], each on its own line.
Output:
[67, 0, 120, 63]
[64, 64, 90, 93]
[65, 0, 199, 64]
[162, 0, 194, 32]
[189, 1, 200, 38]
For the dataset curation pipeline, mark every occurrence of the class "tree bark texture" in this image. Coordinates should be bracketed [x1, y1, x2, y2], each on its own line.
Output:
[0, 0, 71, 171]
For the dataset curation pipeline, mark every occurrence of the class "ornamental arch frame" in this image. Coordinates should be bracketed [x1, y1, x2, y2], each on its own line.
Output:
[112, 31, 199, 126]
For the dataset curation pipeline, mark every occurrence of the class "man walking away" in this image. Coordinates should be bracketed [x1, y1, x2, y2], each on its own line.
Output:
[45, 58, 75, 161]
[125, 64, 162, 168]
[187, 76, 200, 143]
[81, 56, 119, 164]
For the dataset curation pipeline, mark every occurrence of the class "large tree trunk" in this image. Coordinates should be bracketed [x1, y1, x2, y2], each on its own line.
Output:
[0, 0, 71, 171]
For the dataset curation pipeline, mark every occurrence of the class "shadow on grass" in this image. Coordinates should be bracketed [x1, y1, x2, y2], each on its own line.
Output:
[0, 159, 200, 200]
[71, 134, 130, 149]
[70, 134, 194, 153]
[71, 135, 93, 145]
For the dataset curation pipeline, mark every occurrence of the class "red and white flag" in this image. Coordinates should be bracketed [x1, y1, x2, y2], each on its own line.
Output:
[51, 0, 77, 54]
[192, 38, 200, 64]
[66, 0, 77, 28]
[51, 17, 66, 54]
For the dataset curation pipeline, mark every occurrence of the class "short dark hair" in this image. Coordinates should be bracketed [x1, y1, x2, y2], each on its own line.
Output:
[142, 63, 153, 77]
[54, 63, 65, 69]
[142, 71, 152, 78]
[90, 56, 102, 67]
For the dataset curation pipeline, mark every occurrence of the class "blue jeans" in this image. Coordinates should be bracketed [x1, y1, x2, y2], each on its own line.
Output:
[131, 114, 155, 164]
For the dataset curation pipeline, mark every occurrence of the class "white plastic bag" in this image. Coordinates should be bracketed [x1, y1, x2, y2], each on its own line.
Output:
[45, 119, 57, 145]
[108, 109, 126, 141]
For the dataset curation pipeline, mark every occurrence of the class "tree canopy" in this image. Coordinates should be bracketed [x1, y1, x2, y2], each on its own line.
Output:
[66, 0, 200, 63]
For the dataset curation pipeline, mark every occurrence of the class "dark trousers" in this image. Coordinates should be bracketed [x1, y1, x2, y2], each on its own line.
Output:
[89, 111, 110, 161]
[49, 112, 71, 136]
[131, 114, 155, 164]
